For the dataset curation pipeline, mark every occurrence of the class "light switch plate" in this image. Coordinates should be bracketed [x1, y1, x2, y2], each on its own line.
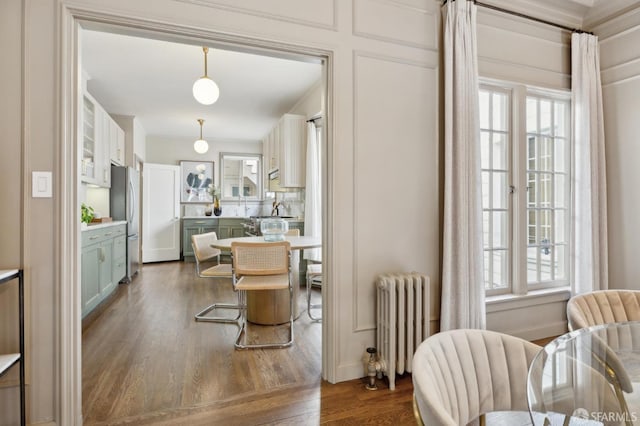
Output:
[32, 171, 52, 198]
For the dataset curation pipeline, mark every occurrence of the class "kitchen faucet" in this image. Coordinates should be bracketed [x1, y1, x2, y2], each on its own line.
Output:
[271, 200, 281, 216]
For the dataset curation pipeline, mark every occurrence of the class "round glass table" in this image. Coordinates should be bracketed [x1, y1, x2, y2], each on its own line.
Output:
[528, 321, 640, 426]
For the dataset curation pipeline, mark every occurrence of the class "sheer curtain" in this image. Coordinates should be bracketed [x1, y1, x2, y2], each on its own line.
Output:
[304, 120, 321, 262]
[440, 0, 485, 331]
[571, 33, 608, 294]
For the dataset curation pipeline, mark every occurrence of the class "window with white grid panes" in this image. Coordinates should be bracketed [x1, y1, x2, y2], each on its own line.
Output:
[479, 83, 570, 295]
[526, 95, 570, 289]
[479, 87, 511, 294]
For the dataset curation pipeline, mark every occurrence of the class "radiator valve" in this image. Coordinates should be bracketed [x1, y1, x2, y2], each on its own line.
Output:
[365, 347, 382, 391]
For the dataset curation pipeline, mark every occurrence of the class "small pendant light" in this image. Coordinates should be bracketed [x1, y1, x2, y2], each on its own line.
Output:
[194, 119, 209, 154]
[192, 47, 220, 105]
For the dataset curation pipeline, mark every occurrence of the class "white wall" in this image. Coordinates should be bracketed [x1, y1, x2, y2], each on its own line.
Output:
[146, 136, 261, 187]
[595, 10, 640, 291]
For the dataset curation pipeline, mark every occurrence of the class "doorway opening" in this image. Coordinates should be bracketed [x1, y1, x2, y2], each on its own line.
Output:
[73, 18, 329, 424]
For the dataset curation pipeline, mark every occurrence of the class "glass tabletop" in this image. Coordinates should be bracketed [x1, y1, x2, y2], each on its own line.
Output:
[527, 321, 640, 426]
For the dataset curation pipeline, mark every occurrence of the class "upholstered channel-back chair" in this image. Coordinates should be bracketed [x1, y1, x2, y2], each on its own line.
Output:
[191, 232, 237, 323]
[567, 290, 640, 331]
[231, 241, 293, 349]
[412, 329, 542, 426]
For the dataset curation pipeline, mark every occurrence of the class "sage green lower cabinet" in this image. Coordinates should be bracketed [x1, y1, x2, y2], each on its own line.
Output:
[81, 224, 126, 318]
[182, 218, 219, 260]
[218, 218, 246, 239]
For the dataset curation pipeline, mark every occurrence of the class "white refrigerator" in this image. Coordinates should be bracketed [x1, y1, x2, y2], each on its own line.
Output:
[110, 165, 140, 282]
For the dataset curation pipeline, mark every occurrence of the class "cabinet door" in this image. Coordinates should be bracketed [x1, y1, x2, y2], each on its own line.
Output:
[110, 120, 125, 166]
[230, 225, 245, 238]
[279, 114, 306, 187]
[100, 109, 111, 187]
[182, 225, 201, 258]
[81, 243, 101, 317]
[99, 239, 115, 297]
[112, 235, 127, 283]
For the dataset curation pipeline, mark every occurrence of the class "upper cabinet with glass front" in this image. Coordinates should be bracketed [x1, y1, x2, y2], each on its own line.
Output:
[220, 153, 263, 200]
[81, 95, 97, 183]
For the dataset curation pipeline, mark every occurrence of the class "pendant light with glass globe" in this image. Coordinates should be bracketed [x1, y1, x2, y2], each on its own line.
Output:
[193, 47, 220, 105]
[193, 119, 209, 154]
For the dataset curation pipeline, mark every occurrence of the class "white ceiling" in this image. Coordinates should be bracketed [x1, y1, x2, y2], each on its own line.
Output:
[81, 0, 637, 145]
[81, 29, 323, 142]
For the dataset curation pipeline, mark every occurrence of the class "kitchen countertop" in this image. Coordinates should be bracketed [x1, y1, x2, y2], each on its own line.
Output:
[81, 220, 127, 231]
[182, 216, 304, 221]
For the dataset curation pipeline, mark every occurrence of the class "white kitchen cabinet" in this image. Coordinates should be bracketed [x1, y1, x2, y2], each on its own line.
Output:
[278, 113, 306, 188]
[110, 119, 125, 166]
[80, 91, 125, 187]
[262, 113, 307, 191]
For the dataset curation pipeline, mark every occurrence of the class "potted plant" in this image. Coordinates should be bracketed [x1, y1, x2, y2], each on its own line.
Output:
[81, 203, 95, 227]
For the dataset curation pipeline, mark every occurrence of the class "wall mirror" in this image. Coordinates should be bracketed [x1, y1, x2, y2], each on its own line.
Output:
[220, 152, 263, 200]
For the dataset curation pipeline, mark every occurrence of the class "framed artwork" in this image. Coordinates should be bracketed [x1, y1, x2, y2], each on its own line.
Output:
[180, 160, 214, 203]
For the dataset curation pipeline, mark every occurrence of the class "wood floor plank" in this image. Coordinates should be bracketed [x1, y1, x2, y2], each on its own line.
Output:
[82, 261, 416, 425]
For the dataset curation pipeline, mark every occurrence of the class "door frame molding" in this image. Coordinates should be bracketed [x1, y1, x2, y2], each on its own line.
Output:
[57, 4, 334, 424]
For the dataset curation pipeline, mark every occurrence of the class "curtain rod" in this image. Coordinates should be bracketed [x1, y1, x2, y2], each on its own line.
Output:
[442, 0, 594, 35]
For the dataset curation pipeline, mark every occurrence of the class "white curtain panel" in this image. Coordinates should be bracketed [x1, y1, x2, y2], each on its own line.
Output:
[304, 121, 321, 262]
[440, 0, 485, 330]
[571, 33, 608, 294]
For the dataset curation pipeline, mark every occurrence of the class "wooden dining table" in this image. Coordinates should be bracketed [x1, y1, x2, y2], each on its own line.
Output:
[211, 235, 322, 325]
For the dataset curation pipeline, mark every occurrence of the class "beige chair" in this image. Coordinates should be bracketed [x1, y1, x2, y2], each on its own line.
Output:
[412, 329, 628, 426]
[567, 290, 640, 331]
[191, 232, 237, 323]
[412, 329, 541, 426]
[231, 241, 293, 349]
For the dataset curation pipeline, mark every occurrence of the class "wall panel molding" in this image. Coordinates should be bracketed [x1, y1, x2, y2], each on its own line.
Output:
[351, 50, 439, 332]
[173, 0, 338, 31]
[352, 0, 438, 50]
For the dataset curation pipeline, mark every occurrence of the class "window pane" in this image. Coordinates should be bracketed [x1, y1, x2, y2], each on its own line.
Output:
[555, 245, 566, 281]
[539, 137, 552, 172]
[540, 100, 552, 135]
[539, 209, 551, 242]
[479, 91, 490, 129]
[482, 171, 490, 208]
[527, 247, 538, 283]
[540, 245, 552, 281]
[539, 173, 552, 207]
[481, 131, 490, 169]
[492, 171, 508, 209]
[554, 137, 566, 172]
[527, 136, 536, 170]
[527, 173, 537, 207]
[484, 251, 491, 289]
[554, 174, 566, 207]
[528, 210, 537, 245]
[492, 133, 507, 170]
[555, 209, 566, 244]
[493, 250, 509, 288]
[527, 98, 537, 133]
[555, 102, 567, 137]
[483, 211, 490, 248]
[493, 211, 508, 248]
[493, 93, 508, 131]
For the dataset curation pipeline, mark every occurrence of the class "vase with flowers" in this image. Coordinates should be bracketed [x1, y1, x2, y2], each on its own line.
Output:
[208, 184, 222, 216]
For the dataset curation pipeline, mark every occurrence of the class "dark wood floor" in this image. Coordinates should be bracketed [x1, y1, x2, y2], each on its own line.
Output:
[82, 261, 415, 425]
